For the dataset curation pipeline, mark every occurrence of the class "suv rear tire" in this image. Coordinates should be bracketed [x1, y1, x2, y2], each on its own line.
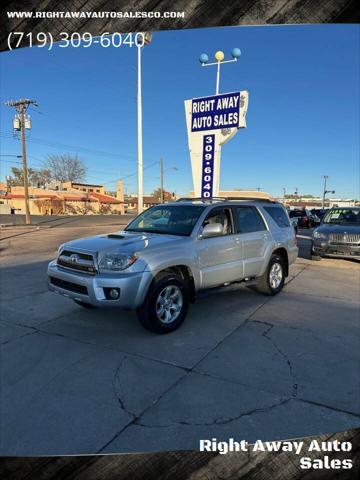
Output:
[256, 254, 285, 296]
[137, 272, 189, 334]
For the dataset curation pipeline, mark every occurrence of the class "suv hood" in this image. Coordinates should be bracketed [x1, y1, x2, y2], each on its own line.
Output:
[316, 224, 360, 234]
[63, 230, 184, 255]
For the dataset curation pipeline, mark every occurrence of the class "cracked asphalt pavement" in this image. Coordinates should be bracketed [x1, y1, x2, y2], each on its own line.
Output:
[1, 219, 359, 455]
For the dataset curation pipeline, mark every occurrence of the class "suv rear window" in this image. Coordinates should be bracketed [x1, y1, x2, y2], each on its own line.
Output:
[264, 206, 290, 227]
[236, 206, 266, 233]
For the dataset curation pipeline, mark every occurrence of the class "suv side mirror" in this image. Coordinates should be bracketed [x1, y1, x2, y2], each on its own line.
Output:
[200, 222, 223, 238]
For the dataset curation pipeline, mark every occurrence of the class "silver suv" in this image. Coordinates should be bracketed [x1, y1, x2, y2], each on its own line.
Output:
[48, 198, 298, 333]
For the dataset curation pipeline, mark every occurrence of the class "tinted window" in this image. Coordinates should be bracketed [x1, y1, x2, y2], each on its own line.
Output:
[236, 207, 266, 233]
[289, 210, 303, 218]
[264, 206, 290, 228]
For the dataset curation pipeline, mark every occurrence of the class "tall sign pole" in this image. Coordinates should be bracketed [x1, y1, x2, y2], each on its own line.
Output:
[5, 98, 37, 224]
[185, 49, 248, 198]
[137, 44, 144, 214]
[136, 32, 152, 214]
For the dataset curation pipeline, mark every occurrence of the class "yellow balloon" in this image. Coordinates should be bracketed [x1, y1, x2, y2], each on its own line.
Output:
[215, 50, 224, 62]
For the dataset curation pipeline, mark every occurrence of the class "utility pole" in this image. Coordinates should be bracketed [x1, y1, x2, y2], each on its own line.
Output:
[322, 175, 335, 209]
[159, 162, 178, 203]
[160, 157, 164, 204]
[322, 176, 328, 209]
[5, 98, 37, 225]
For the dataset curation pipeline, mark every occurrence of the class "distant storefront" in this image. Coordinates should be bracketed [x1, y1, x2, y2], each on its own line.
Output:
[0, 181, 127, 215]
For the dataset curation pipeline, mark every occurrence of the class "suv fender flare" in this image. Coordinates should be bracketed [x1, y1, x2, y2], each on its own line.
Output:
[147, 262, 198, 303]
[259, 245, 289, 278]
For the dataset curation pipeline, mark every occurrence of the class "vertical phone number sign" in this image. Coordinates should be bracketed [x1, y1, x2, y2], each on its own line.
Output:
[201, 134, 215, 198]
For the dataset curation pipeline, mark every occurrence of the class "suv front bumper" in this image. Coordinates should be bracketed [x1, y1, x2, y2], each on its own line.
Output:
[312, 240, 360, 260]
[47, 260, 153, 309]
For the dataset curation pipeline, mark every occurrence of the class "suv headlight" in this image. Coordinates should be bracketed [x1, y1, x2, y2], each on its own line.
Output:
[313, 231, 327, 239]
[99, 253, 138, 271]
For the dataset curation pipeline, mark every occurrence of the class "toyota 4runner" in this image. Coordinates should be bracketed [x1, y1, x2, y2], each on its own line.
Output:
[48, 198, 298, 333]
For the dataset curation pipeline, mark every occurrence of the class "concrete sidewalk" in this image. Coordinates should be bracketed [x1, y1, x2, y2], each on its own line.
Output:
[1, 248, 359, 455]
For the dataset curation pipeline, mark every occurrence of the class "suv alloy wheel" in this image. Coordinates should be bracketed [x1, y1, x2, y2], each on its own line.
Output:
[256, 254, 285, 295]
[136, 272, 189, 333]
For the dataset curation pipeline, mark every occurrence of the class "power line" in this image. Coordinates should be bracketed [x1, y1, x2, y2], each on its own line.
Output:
[0, 132, 137, 162]
[0, 159, 23, 165]
[1, 158, 161, 186]
[0, 133, 164, 174]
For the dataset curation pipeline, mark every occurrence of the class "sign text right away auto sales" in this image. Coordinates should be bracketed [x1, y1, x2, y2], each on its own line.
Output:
[191, 92, 241, 132]
[199, 438, 353, 469]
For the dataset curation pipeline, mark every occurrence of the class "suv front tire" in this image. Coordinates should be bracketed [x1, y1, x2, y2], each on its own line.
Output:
[137, 272, 190, 333]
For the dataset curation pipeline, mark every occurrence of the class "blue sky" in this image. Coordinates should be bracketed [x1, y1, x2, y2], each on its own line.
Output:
[0, 24, 359, 198]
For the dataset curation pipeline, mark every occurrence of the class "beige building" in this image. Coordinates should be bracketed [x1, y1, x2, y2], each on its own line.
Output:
[62, 181, 105, 195]
[279, 196, 359, 209]
[125, 195, 161, 211]
[0, 180, 126, 215]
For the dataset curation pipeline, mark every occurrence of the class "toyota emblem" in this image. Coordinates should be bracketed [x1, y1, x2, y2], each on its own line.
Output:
[70, 254, 79, 263]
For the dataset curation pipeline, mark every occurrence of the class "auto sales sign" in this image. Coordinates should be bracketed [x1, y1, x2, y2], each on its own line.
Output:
[191, 92, 242, 132]
[185, 90, 249, 198]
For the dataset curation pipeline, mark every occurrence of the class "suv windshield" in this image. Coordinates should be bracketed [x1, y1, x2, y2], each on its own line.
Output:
[323, 208, 360, 225]
[125, 204, 205, 236]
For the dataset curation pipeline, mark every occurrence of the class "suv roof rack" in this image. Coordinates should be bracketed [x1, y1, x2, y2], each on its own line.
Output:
[176, 197, 223, 203]
[176, 197, 276, 203]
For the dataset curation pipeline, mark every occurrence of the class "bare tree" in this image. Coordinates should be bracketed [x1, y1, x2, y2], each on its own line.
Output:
[43, 154, 87, 183]
[8, 167, 51, 187]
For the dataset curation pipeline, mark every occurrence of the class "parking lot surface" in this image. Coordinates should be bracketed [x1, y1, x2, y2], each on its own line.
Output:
[1, 217, 359, 455]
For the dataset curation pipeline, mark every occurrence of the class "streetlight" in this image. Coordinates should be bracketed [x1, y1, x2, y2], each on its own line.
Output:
[137, 31, 152, 215]
[160, 158, 178, 203]
[322, 175, 335, 209]
[199, 48, 241, 95]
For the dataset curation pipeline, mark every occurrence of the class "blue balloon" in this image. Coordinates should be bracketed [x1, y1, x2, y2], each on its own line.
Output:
[199, 53, 209, 64]
[231, 48, 241, 59]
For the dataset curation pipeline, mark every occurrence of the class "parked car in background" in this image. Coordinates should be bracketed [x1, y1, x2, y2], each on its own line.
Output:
[311, 208, 328, 221]
[289, 209, 319, 228]
[290, 217, 298, 235]
[312, 207, 360, 260]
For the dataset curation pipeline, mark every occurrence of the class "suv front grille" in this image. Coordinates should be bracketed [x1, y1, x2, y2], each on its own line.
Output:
[57, 250, 96, 274]
[50, 276, 88, 295]
[329, 233, 360, 245]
